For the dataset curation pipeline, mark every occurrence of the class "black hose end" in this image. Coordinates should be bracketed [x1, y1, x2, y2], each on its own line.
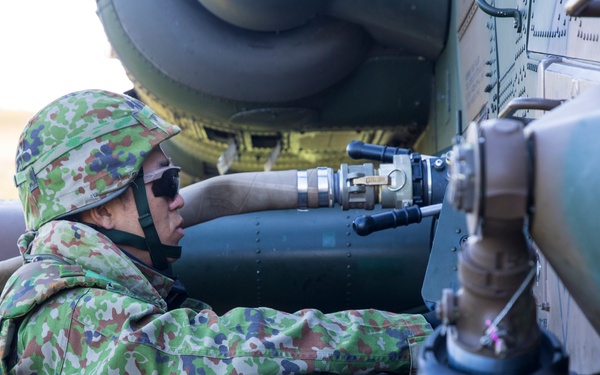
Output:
[352, 215, 374, 236]
[346, 140, 365, 160]
[346, 140, 411, 162]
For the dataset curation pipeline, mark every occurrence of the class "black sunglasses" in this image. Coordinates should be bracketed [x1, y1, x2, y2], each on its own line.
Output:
[143, 166, 181, 199]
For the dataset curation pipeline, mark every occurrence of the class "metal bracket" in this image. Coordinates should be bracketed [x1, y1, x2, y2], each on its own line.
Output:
[476, 0, 522, 33]
[498, 98, 565, 118]
[421, 198, 466, 311]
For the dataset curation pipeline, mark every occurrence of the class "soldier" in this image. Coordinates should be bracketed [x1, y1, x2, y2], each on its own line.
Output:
[0, 90, 433, 374]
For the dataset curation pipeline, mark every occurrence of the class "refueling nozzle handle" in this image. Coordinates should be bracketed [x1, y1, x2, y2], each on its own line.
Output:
[346, 140, 411, 163]
[353, 205, 422, 236]
[352, 203, 443, 236]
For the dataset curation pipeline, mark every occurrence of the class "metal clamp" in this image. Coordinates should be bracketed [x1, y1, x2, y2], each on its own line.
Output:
[351, 169, 408, 192]
[297, 170, 308, 209]
[317, 167, 334, 207]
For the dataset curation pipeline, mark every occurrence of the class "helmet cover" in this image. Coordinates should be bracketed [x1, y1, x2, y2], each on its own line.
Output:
[14, 89, 180, 230]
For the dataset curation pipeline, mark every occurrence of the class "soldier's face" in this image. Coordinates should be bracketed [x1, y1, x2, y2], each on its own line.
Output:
[142, 148, 186, 248]
[108, 148, 185, 266]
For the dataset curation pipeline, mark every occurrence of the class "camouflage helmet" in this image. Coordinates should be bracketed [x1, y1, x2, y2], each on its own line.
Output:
[14, 89, 181, 231]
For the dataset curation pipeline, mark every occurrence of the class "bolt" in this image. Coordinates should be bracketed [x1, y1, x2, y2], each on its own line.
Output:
[541, 302, 550, 312]
[433, 158, 445, 170]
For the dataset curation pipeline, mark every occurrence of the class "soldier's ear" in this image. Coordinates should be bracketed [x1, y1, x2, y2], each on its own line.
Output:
[80, 204, 117, 230]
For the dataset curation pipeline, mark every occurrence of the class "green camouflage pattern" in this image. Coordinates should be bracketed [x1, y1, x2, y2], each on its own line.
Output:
[14, 90, 180, 231]
[0, 220, 432, 374]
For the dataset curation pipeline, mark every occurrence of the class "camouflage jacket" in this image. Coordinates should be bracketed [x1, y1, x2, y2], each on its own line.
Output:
[0, 220, 432, 374]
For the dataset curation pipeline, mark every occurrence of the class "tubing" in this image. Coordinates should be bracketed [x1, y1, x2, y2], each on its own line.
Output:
[179, 169, 329, 227]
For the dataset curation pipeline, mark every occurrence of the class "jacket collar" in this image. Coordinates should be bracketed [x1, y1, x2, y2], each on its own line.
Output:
[27, 220, 172, 309]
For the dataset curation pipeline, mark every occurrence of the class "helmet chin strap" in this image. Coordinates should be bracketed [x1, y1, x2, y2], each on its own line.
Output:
[95, 168, 181, 271]
[129, 167, 182, 270]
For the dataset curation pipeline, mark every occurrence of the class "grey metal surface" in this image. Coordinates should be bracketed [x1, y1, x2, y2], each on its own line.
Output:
[175, 207, 434, 314]
[421, 199, 466, 311]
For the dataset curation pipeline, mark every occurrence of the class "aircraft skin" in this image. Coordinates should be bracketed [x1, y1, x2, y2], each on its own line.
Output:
[95, 0, 450, 179]
[2, 0, 600, 373]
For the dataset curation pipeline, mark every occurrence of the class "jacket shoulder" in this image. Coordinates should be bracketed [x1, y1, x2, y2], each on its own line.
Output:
[0, 261, 110, 319]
